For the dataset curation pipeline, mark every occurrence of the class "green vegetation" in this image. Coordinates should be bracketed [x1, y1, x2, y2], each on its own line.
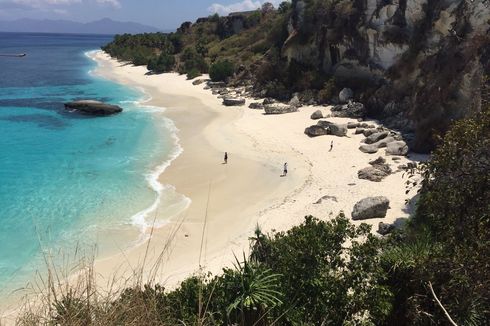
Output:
[209, 60, 234, 82]
[381, 107, 490, 325]
[18, 105, 489, 325]
[147, 53, 175, 73]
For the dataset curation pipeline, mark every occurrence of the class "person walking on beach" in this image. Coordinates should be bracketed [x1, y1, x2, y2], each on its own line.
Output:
[224, 152, 228, 164]
[283, 162, 288, 176]
[330, 140, 334, 152]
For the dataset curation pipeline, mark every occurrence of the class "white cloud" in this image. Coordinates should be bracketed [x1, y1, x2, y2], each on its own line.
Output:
[208, 0, 284, 15]
[95, 0, 120, 9]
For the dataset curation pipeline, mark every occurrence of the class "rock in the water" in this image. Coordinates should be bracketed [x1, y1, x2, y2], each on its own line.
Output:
[305, 125, 329, 137]
[365, 131, 389, 144]
[264, 104, 298, 114]
[352, 196, 390, 220]
[263, 98, 275, 105]
[359, 144, 379, 154]
[249, 102, 264, 110]
[64, 100, 123, 116]
[339, 88, 354, 103]
[386, 141, 409, 156]
[192, 79, 206, 85]
[347, 122, 359, 129]
[223, 98, 246, 106]
[316, 120, 347, 137]
[377, 222, 395, 235]
[310, 110, 323, 120]
[355, 127, 365, 134]
[331, 101, 365, 118]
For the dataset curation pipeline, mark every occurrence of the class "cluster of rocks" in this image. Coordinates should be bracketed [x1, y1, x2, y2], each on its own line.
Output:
[247, 96, 300, 114]
[330, 101, 366, 118]
[358, 157, 392, 182]
[305, 120, 348, 137]
[357, 128, 408, 156]
[201, 80, 253, 107]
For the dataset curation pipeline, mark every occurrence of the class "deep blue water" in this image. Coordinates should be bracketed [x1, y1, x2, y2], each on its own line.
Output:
[0, 33, 184, 294]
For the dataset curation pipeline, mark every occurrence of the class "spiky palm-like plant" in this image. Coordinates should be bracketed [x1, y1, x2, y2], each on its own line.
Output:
[224, 254, 283, 326]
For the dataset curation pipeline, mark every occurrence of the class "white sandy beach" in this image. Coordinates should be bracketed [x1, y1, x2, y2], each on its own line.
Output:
[88, 51, 423, 286]
[1, 50, 424, 323]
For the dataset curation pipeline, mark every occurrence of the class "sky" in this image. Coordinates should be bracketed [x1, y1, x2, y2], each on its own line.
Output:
[0, 0, 286, 30]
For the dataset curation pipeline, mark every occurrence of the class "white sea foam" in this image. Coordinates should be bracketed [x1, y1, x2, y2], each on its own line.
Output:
[126, 83, 191, 234]
[85, 49, 191, 236]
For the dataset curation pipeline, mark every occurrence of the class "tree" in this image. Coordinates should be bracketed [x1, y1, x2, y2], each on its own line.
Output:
[252, 215, 393, 324]
[148, 53, 175, 73]
[278, 1, 292, 14]
[384, 107, 490, 325]
[209, 60, 234, 82]
[261, 2, 275, 14]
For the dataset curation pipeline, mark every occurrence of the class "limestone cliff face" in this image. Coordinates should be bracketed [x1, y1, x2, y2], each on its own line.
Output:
[283, 0, 490, 152]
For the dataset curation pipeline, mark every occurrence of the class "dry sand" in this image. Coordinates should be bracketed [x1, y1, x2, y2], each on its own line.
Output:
[1, 50, 424, 323]
[88, 50, 423, 286]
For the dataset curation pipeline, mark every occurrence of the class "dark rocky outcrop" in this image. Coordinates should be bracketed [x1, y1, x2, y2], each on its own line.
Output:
[264, 104, 298, 114]
[64, 100, 123, 116]
[305, 125, 329, 137]
[249, 102, 264, 110]
[281, 0, 489, 152]
[331, 102, 366, 118]
[223, 98, 246, 106]
[317, 120, 347, 137]
[352, 196, 390, 220]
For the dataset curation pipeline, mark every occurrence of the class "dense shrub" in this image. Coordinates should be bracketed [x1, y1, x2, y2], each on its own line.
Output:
[383, 107, 490, 325]
[186, 68, 201, 80]
[147, 53, 175, 73]
[209, 60, 234, 82]
[180, 47, 209, 75]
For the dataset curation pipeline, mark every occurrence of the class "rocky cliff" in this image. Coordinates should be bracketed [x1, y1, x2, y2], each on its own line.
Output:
[280, 0, 489, 151]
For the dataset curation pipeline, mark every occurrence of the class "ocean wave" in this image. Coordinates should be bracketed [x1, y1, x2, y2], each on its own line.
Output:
[127, 85, 191, 233]
[85, 49, 191, 236]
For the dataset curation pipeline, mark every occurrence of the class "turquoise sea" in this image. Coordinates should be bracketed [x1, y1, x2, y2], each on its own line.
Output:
[0, 33, 187, 295]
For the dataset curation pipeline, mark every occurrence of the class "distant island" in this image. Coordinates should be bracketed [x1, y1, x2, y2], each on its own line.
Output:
[0, 18, 164, 35]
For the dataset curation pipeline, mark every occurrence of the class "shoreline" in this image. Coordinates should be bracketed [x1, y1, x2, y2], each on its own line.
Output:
[1, 50, 425, 323]
[88, 50, 425, 286]
[89, 51, 303, 285]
